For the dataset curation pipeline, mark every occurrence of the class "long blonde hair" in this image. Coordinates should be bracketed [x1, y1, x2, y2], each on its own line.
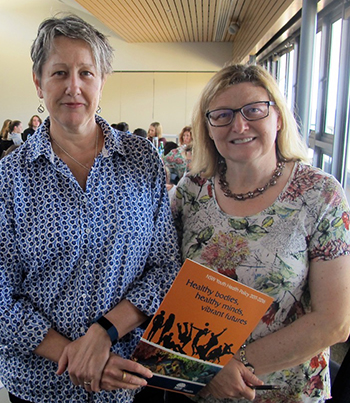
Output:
[191, 64, 309, 178]
[148, 122, 163, 139]
[1, 119, 11, 140]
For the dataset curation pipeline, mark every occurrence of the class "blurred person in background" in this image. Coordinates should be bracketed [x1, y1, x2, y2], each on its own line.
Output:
[0, 119, 13, 156]
[147, 121, 167, 146]
[163, 126, 193, 184]
[8, 120, 23, 146]
[133, 128, 147, 138]
[112, 122, 131, 133]
[0, 119, 11, 140]
[22, 115, 42, 141]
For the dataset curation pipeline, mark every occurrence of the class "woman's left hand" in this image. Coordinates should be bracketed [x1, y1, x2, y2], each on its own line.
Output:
[198, 358, 263, 401]
[57, 323, 112, 392]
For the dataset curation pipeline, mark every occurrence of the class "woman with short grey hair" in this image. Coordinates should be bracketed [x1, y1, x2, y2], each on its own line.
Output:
[0, 14, 180, 403]
[31, 14, 114, 80]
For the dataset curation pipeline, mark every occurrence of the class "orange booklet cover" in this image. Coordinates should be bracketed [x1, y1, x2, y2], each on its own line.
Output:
[132, 259, 273, 395]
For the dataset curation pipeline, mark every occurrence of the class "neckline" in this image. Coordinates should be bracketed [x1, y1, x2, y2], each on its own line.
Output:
[210, 161, 298, 219]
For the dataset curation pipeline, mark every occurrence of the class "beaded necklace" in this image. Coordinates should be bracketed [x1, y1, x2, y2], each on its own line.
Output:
[218, 159, 286, 201]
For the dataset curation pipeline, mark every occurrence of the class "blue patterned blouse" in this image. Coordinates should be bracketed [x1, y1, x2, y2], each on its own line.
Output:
[0, 116, 181, 402]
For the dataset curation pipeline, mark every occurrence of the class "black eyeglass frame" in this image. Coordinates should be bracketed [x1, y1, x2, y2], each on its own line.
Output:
[205, 101, 276, 127]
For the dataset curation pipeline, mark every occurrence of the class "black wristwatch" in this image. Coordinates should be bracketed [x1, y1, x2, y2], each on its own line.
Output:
[92, 314, 119, 345]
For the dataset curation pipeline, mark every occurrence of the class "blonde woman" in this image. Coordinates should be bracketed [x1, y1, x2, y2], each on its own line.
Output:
[147, 121, 167, 146]
[171, 64, 350, 402]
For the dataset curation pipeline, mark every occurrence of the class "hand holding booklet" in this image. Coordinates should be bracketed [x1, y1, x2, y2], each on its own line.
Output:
[132, 259, 273, 395]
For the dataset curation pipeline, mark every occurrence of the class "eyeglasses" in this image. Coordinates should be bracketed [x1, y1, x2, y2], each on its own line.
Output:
[206, 101, 276, 127]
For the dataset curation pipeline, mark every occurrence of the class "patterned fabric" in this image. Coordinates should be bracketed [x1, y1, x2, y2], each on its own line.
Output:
[163, 146, 189, 184]
[0, 116, 181, 402]
[171, 162, 350, 403]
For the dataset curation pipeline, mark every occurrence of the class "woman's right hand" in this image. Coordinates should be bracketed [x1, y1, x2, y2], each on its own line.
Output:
[198, 358, 263, 401]
[100, 353, 153, 391]
[57, 323, 112, 392]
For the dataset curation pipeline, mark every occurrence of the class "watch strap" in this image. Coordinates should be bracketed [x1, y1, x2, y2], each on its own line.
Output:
[92, 314, 119, 345]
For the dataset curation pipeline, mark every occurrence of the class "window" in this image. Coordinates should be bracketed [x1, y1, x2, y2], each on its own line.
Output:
[322, 154, 333, 172]
[286, 49, 295, 109]
[325, 19, 342, 134]
[258, 1, 349, 191]
[277, 53, 287, 97]
[309, 31, 322, 131]
[272, 48, 296, 110]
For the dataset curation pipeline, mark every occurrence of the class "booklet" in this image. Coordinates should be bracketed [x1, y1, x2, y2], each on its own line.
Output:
[132, 259, 273, 395]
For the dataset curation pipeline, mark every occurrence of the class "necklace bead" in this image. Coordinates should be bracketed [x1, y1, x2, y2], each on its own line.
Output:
[218, 160, 286, 201]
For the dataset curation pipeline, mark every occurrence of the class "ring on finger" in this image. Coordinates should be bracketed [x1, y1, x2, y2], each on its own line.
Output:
[122, 371, 127, 381]
[84, 381, 92, 386]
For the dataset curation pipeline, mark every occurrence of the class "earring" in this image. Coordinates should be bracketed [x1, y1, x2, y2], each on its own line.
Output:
[96, 105, 102, 114]
[37, 99, 45, 114]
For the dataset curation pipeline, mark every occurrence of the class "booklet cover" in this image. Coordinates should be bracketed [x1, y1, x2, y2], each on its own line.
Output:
[132, 259, 273, 395]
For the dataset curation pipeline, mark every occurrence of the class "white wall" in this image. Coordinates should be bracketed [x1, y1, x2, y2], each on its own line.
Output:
[102, 71, 216, 134]
[0, 0, 232, 134]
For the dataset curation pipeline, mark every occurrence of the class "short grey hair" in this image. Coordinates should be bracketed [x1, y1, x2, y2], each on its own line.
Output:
[31, 14, 114, 81]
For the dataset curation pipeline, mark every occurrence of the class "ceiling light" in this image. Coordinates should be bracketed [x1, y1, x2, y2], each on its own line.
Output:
[228, 22, 240, 35]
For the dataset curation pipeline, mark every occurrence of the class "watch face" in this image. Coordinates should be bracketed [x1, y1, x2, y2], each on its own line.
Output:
[96, 316, 119, 344]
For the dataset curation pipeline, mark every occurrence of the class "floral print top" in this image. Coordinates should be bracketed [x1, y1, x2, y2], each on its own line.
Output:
[171, 162, 350, 403]
[163, 146, 190, 184]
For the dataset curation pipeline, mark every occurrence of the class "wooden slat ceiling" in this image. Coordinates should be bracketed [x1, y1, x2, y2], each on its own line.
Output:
[73, 0, 301, 63]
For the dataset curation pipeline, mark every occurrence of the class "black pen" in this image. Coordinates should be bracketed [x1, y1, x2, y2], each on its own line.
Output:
[251, 385, 281, 390]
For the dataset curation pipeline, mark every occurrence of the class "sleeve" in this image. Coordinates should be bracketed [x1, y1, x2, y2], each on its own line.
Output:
[0, 163, 51, 356]
[124, 150, 182, 317]
[308, 174, 350, 261]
